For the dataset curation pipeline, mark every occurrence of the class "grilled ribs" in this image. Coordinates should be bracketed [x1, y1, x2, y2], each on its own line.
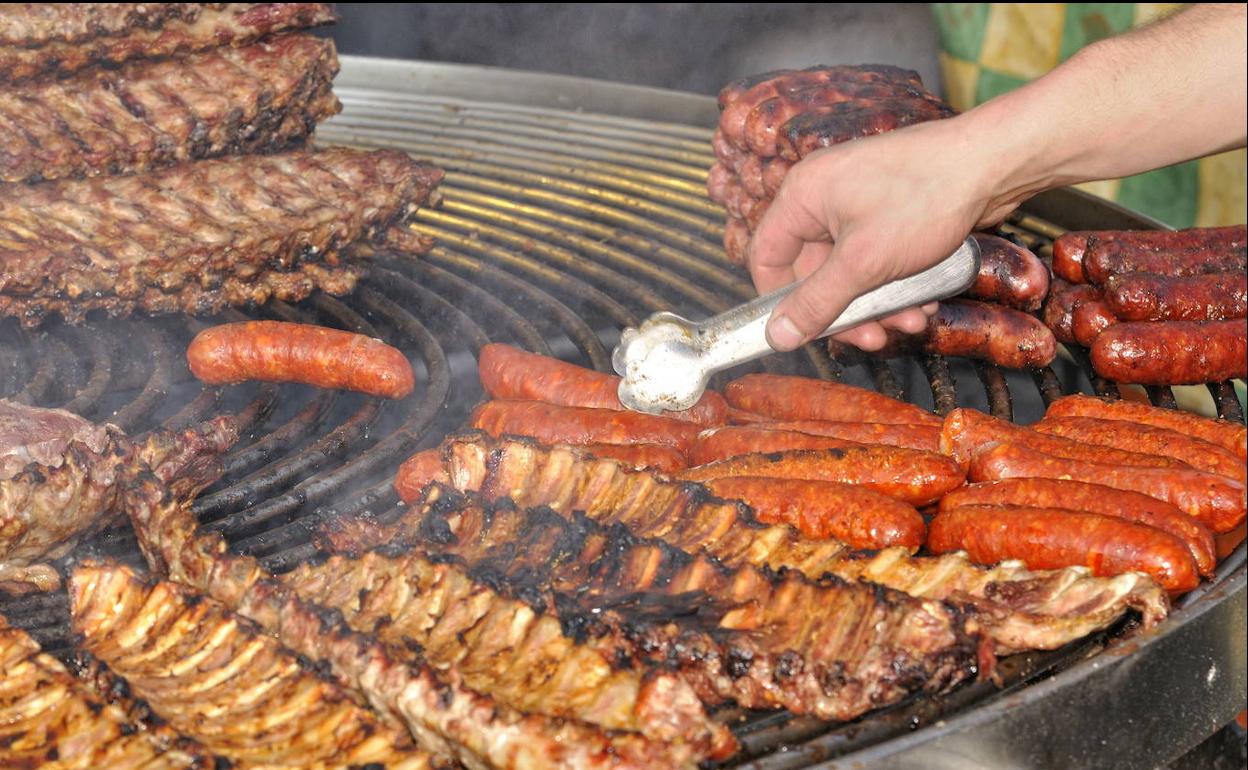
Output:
[1, 34, 341, 183]
[0, 147, 443, 327]
[69, 561, 434, 770]
[123, 475, 717, 770]
[320, 491, 985, 720]
[0, 3, 337, 84]
[279, 546, 734, 760]
[0, 400, 237, 592]
[0, 613, 208, 769]
[405, 433, 1169, 653]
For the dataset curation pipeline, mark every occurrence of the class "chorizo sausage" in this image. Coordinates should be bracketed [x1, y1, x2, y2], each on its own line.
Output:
[186, 321, 414, 399]
[1070, 298, 1119, 347]
[1052, 231, 1094, 283]
[395, 449, 449, 503]
[1090, 319, 1247, 385]
[690, 425, 865, 466]
[1102, 271, 1247, 322]
[925, 299, 1056, 369]
[724, 373, 941, 426]
[1042, 279, 1103, 344]
[477, 343, 727, 427]
[1083, 225, 1247, 284]
[1034, 416, 1245, 483]
[927, 505, 1200, 594]
[1044, 394, 1247, 460]
[968, 442, 1246, 533]
[469, 399, 702, 454]
[752, 419, 941, 452]
[966, 233, 1050, 311]
[701, 476, 925, 550]
[678, 446, 966, 506]
[939, 478, 1216, 577]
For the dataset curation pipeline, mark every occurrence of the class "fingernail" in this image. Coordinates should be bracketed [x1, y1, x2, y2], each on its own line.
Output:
[767, 315, 804, 351]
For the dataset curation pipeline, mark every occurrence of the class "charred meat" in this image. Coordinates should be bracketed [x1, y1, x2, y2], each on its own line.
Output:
[0, 3, 337, 84]
[0, 34, 341, 184]
[0, 399, 236, 592]
[0, 147, 443, 327]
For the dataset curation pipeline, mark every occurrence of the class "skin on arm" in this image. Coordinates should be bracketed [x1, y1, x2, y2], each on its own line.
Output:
[750, 3, 1248, 352]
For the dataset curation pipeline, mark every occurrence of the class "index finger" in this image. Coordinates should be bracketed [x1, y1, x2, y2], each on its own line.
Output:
[746, 173, 835, 294]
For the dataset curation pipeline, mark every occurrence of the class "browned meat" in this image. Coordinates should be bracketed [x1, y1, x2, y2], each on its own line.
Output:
[0, 613, 207, 769]
[0, 3, 337, 83]
[70, 562, 433, 770]
[123, 477, 713, 770]
[415, 433, 1168, 653]
[280, 548, 734, 761]
[321, 493, 984, 721]
[0, 34, 340, 183]
[0, 400, 236, 592]
[0, 148, 443, 327]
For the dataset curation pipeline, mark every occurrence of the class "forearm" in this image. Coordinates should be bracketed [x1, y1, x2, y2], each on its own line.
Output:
[964, 3, 1247, 212]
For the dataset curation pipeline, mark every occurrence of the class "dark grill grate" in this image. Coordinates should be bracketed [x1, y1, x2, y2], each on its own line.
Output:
[1, 74, 1244, 769]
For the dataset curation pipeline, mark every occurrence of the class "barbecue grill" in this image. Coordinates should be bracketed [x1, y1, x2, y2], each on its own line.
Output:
[1, 58, 1244, 770]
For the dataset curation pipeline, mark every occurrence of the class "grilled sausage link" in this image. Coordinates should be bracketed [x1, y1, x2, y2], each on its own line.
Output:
[939, 407, 1184, 470]
[477, 343, 727, 426]
[939, 479, 1216, 577]
[1102, 272, 1248, 322]
[1083, 225, 1248, 284]
[678, 446, 966, 506]
[691, 426, 864, 466]
[925, 299, 1057, 369]
[1042, 279, 1104, 344]
[1035, 417, 1245, 483]
[701, 476, 925, 550]
[724, 373, 940, 426]
[187, 320, 414, 399]
[1070, 299, 1119, 347]
[968, 442, 1247, 534]
[1044, 394, 1247, 460]
[469, 399, 702, 454]
[966, 233, 1050, 311]
[1090, 319, 1248, 385]
[751, 419, 941, 452]
[395, 449, 449, 503]
[928, 505, 1199, 594]
[1052, 231, 1093, 283]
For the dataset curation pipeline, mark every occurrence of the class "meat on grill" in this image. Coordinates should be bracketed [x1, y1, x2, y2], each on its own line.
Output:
[279, 546, 735, 761]
[123, 476, 716, 770]
[319, 492, 985, 721]
[69, 561, 434, 770]
[0, 147, 443, 327]
[0, 400, 237, 593]
[0, 3, 337, 83]
[404, 433, 1169, 653]
[1, 34, 341, 184]
[0, 613, 208, 769]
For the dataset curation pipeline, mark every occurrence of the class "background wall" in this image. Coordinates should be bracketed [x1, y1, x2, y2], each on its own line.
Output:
[329, 3, 943, 96]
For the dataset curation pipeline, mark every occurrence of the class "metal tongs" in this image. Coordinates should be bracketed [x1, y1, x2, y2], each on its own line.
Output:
[613, 236, 981, 414]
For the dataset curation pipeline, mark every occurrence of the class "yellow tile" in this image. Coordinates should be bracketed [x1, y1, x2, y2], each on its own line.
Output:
[979, 3, 1066, 80]
[938, 53, 981, 112]
[1134, 3, 1186, 27]
[1074, 178, 1123, 202]
[1195, 149, 1247, 227]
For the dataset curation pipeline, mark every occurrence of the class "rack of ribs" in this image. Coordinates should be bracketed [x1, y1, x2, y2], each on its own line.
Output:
[0, 3, 337, 84]
[0, 147, 444, 327]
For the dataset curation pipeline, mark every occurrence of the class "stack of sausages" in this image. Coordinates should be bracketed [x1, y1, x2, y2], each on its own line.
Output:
[1044, 226, 1247, 384]
[929, 395, 1246, 593]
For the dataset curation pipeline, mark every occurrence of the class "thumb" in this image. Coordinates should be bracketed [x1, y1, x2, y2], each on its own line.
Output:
[765, 235, 883, 351]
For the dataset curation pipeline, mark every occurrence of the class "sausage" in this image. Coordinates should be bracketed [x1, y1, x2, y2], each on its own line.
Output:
[469, 399, 702, 454]
[927, 505, 1200, 594]
[753, 419, 941, 452]
[1045, 394, 1247, 461]
[701, 476, 925, 550]
[690, 426, 865, 466]
[571, 443, 688, 474]
[395, 449, 449, 503]
[1083, 225, 1248, 285]
[1052, 231, 1094, 283]
[477, 343, 727, 427]
[939, 407, 1185, 470]
[1070, 299, 1119, 347]
[966, 233, 1050, 311]
[925, 299, 1057, 369]
[1034, 417, 1245, 483]
[1102, 272, 1247, 322]
[761, 156, 793, 197]
[186, 321, 414, 399]
[1042, 279, 1104, 344]
[724, 373, 941, 426]
[678, 446, 966, 506]
[1090, 319, 1248, 385]
[727, 406, 772, 424]
[723, 217, 751, 266]
[939, 479, 1216, 577]
[968, 442, 1247, 534]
